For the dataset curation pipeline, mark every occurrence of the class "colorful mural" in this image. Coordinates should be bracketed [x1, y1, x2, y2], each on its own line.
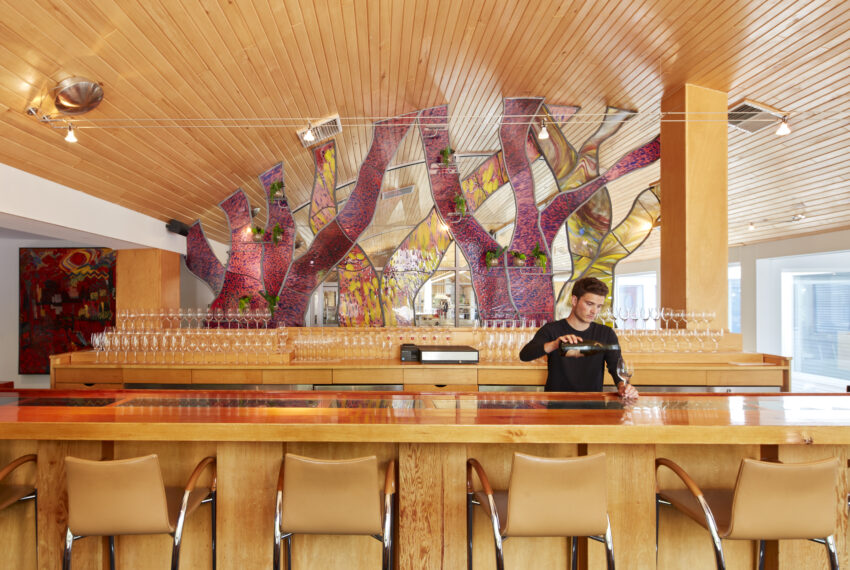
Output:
[19, 248, 116, 373]
[381, 208, 453, 326]
[185, 99, 662, 325]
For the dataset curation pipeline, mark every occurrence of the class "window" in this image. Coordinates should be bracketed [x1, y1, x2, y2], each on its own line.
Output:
[792, 273, 850, 383]
[728, 264, 741, 333]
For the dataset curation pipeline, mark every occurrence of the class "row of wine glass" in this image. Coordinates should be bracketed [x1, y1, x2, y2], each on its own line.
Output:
[116, 308, 273, 330]
[90, 328, 288, 364]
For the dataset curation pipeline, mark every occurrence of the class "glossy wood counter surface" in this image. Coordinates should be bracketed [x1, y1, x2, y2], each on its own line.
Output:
[1, 390, 846, 570]
[0, 389, 846, 445]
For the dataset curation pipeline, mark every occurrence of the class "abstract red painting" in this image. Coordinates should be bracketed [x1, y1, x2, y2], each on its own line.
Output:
[18, 248, 116, 374]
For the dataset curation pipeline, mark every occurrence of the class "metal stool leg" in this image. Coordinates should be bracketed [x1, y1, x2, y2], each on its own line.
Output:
[824, 535, 839, 570]
[466, 493, 474, 570]
[210, 491, 217, 570]
[109, 536, 116, 570]
[757, 540, 765, 570]
[571, 536, 578, 570]
[62, 527, 74, 570]
[603, 517, 616, 570]
[286, 535, 292, 569]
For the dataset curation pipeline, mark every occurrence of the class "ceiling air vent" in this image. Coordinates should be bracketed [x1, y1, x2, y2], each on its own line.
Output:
[728, 99, 785, 134]
[381, 185, 414, 200]
[297, 114, 342, 147]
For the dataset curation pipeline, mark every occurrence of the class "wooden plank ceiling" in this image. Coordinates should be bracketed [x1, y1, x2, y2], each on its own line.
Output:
[1, 0, 848, 267]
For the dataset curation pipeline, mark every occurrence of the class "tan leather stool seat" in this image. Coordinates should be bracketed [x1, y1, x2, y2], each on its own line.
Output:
[274, 453, 397, 570]
[63, 454, 216, 570]
[655, 456, 841, 570]
[467, 452, 615, 569]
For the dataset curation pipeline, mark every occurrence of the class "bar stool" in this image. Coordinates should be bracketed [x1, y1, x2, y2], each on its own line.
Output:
[63, 454, 216, 570]
[274, 453, 396, 570]
[466, 452, 615, 570]
[655, 456, 840, 570]
[0, 454, 37, 558]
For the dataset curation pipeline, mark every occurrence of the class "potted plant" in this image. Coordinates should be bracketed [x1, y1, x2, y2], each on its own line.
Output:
[269, 180, 284, 200]
[250, 226, 265, 241]
[439, 145, 455, 166]
[531, 243, 547, 268]
[271, 223, 284, 245]
[485, 246, 506, 268]
[259, 290, 280, 319]
[509, 250, 527, 266]
[453, 193, 467, 217]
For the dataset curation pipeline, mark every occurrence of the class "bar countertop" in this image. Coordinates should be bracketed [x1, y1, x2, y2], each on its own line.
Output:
[2, 388, 849, 445]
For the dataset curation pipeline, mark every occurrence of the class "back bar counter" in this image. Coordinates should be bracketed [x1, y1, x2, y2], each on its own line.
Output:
[1, 388, 847, 569]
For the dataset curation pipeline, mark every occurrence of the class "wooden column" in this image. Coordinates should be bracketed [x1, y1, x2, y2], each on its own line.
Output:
[660, 83, 729, 329]
[115, 249, 180, 313]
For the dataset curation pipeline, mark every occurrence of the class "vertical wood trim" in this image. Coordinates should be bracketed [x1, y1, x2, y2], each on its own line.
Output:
[116, 249, 181, 313]
[660, 83, 729, 328]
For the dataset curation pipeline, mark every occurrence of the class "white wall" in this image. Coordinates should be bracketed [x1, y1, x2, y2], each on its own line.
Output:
[616, 228, 850, 354]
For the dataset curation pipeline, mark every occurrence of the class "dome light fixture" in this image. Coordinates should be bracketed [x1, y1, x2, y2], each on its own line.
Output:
[775, 115, 791, 136]
[302, 122, 315, 142]
[538, 119, 550, 140]
[64, 124, 77, 143]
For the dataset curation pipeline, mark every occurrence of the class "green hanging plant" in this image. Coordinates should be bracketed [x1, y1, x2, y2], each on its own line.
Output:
[509, 250, 527, 265]
[269, 180, 284, 199]
[250, 226, 265, 241]
[453, 193, 467, 217]
[259, 290, 280, 318]
[271, 223, 284, 245]
[439, 145, 455, 166]
[531, 243, 547, 267]
[485, 246, 507, 268]
[238, 295, 251, 314]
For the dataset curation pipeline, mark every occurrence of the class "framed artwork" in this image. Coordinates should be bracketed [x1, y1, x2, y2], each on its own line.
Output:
[18, 248, 116, 374]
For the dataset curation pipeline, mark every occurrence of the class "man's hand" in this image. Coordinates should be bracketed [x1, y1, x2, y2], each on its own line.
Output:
[544, 334, 583, 357]
[618, 381, 639, 400]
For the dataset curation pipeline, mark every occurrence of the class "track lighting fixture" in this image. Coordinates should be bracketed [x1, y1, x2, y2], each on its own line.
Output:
[65, 124, 77, 143]
[538, 120, 549, 140]
[776, 116, 791, 136]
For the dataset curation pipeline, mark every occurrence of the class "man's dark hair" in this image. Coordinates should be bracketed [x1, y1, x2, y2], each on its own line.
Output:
[571, 277, 609, 299]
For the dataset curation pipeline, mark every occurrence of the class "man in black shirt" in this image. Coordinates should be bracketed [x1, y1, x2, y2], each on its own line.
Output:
[519, 277, 639, 398]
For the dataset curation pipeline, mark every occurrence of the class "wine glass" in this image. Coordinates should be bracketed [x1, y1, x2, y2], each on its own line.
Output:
[616, 357, 634, 385]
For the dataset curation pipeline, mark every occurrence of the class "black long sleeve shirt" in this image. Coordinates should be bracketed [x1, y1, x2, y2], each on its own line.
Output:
[519, 319, 621, 392]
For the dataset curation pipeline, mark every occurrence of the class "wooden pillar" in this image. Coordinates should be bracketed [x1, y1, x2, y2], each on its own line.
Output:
[115, 249, 180, 313]
[660, 84, 728, 329]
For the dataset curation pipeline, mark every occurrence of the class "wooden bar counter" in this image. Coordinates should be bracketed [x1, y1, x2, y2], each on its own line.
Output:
[1, 389, 846, 569]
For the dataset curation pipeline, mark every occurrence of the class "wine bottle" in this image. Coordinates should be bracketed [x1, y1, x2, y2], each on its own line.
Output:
[559, 340, 620, 355]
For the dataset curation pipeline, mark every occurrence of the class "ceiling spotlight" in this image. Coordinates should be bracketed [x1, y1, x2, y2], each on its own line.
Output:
[538, 120, 550, 140]
[64, 124, 77, 143]
[748, 222, 755, 231]
[251, 207, 260, 218]
[303, 122, 315, 142]
[776, 116, 791, 136]
[790, 213, 806, 222]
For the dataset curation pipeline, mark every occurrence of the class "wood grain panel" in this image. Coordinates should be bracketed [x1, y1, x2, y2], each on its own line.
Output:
[0, 441, 38, 570]
[192, 369, 262, 384]
[399, 442, 466, 569]
[36, 440, 104, 570]
[263, 368, 332, 384]
[123, 368, 191, 384]
[54, 368, 123, 384]
[705, 369, 785, 387]
[216, 442, 282, 570]
[587, 444, 657, 570]
[402, 367, 477, 385]
[477, 368, 547, 386]
[333, 368, 400, 384]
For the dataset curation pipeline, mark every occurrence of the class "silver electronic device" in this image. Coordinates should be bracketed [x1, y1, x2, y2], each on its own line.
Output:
[417, 345, 479, 364]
